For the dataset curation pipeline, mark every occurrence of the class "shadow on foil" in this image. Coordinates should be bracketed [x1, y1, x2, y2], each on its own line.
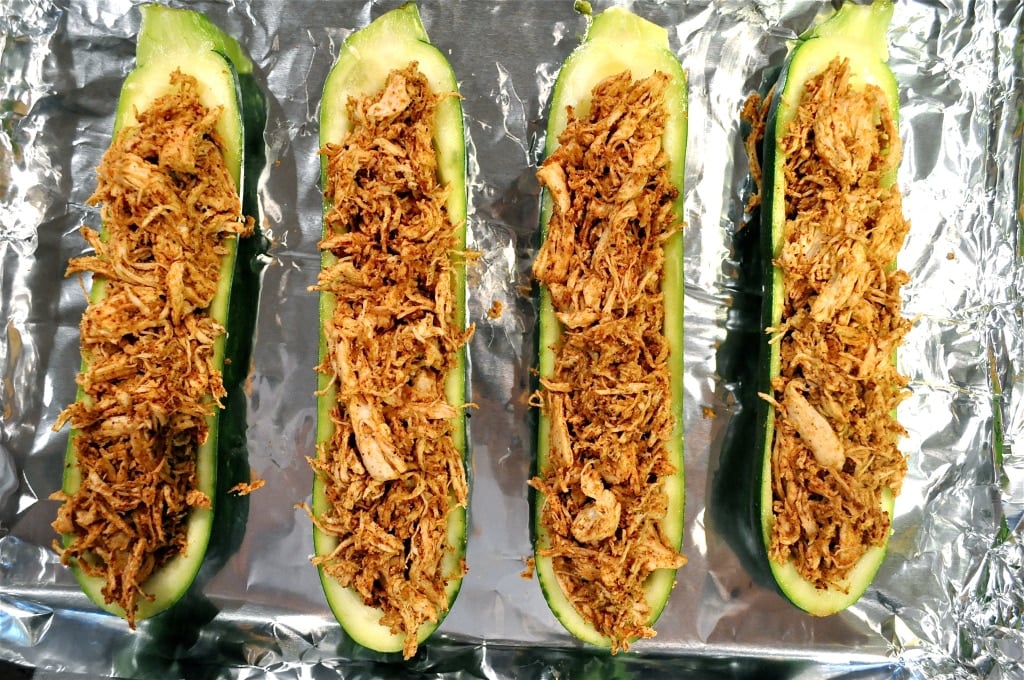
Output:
[709, 78, 782, 596]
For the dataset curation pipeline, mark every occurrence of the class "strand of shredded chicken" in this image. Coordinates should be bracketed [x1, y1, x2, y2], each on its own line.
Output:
[762, 58, 911, 590]
[530, 71, 687, 653]
[51, 71, 252, 626]
[308, 64, 471, 660]
[740, 88, 773, 214]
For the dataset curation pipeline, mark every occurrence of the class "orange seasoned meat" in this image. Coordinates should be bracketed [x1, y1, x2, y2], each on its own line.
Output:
[765, 58, 911, 589]
[308, 64, 471, 660]
[530, 70, 686, 653]
[52, 71, 252, 626]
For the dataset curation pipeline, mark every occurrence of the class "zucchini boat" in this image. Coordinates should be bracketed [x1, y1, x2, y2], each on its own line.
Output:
[531, 7, 687, 651]
[53, 5, 254, 625]
[309, 3, 469, 659]
[751, 0, 910, 615]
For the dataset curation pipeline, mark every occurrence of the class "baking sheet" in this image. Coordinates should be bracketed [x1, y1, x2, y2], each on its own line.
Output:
[1, 0, 1022, 677]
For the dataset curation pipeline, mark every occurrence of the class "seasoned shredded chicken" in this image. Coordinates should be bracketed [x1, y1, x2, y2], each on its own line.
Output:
[308, 64, 471, 660]
[755, 58, 911, 590]
[228, 478, 265, 496]
[530, 71, 686, 653]
[740, 89, 773, 214]
[51, 71, 252, 626]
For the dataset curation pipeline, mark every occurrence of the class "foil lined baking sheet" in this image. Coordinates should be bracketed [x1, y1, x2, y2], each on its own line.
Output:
[1, 0, 1022, 677]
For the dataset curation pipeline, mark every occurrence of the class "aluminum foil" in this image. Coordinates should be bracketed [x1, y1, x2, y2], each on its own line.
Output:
[1, 0, 1022, 677]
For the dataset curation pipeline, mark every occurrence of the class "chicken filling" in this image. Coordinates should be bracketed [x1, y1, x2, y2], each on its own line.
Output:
[762, 58, 911, 590]
[309, 64, 470, 660]
[52, 71, 251, 625]
[531, 71, 686, 653]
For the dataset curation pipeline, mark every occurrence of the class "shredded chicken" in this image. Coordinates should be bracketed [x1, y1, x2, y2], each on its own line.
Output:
[740, 88, 773, 214]
[530, 71, 687, 653]
[759, 58, 911, 590]
[51, 71, 252, 626]
[307, 64, 471, 660]
[228, 478, 265, 496]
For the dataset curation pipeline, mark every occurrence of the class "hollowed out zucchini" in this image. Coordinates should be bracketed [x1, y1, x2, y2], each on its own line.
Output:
[533, 6, 687, 648]
[311, 3, 468, 655]
[59, 5, 252, 623]
[754, 0, 903, 615]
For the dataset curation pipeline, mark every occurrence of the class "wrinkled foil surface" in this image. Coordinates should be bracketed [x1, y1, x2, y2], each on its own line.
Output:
[2, 0, 1023, 678]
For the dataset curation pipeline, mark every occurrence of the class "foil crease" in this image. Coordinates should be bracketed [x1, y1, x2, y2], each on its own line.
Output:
[1, 0, 1022, 678]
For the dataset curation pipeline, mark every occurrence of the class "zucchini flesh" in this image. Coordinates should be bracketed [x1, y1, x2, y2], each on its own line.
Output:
[56, 6, 250, 623]
[311, 3, 468, 657]
[135, 4, 254, 77]
[757, 0, 906, 615]
[533, 7, 687, 650]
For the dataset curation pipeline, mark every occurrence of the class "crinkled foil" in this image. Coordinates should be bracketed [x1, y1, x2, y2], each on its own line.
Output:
[1, 0, 1022, 677]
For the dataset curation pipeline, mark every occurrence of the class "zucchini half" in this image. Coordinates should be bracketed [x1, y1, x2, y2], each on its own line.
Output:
[533, 7, 687, 648]
[311, 3, 468, 655]
[58, 5, 251, 623]
[756, 0, 903, 615]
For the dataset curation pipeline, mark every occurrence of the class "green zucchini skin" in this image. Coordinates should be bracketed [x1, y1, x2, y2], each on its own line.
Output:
[312, 3, 468, 655]
[533, 7, 687, 648]
[756, 0, 900, 616]
[60, 6, 251, 624]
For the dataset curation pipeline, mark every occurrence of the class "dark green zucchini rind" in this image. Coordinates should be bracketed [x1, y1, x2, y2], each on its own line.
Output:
[60, 5, 253, 624]
[533, 7, 687, 648]
[312, 3, 468, 655]
[757, 0, 900, 616]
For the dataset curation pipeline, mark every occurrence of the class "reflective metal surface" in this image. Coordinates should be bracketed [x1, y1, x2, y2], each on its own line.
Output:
[0, 1, 1021, 677]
